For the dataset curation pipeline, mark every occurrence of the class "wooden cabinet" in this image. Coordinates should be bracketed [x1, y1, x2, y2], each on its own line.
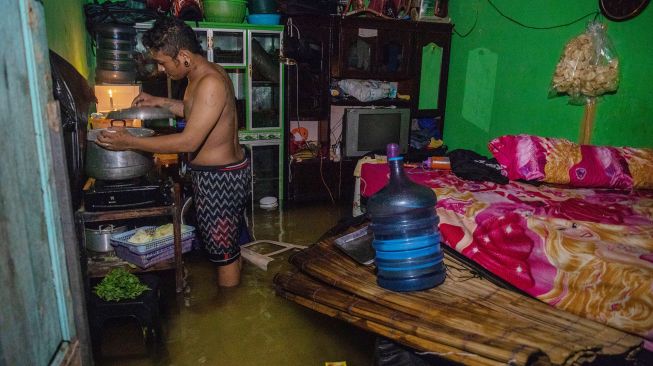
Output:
[284, 18, 331, 120]
[287, 159, 356, 202]
[285, 16, 452, 120]
[283, 16, 452, 202]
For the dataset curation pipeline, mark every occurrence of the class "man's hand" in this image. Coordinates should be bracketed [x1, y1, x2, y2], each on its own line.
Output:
[131, 92, 160, 107]
[96, 127, 134, 151]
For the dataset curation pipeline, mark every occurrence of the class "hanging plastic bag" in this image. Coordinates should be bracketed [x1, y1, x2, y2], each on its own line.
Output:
[549, 21, 619, 105]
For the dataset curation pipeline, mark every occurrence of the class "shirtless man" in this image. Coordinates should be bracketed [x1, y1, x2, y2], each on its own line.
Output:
[97, 17, 249, 287]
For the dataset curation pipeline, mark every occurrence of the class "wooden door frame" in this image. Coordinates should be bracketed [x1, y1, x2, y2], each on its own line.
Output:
[1, 1, 91, 364]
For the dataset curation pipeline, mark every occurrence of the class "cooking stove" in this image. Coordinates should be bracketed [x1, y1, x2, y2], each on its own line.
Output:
[83, 176, 173, 211]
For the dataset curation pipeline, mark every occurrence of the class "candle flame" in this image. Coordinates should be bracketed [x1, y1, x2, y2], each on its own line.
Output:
[108, 89, 113, 97]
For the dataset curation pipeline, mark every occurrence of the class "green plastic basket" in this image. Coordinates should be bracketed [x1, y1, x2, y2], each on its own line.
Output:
[203, 0, 247, 23]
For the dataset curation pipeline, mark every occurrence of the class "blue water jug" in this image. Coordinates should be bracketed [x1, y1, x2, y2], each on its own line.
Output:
[367, 143, 446, 291]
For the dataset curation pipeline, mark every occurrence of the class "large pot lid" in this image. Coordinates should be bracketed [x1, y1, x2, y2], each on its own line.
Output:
[107, 106, 174, 120]
[87, 127, 155, 141]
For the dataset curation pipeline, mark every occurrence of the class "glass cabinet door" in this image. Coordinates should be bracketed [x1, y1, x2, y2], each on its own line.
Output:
[210, 29, 246, 66]
[194, 29, 209, 58]
[340, 27, 376, 76]
[377, 29, 411, 78]
[249, 31, 282, 129]
[246, 143, 281, 202]
[227, 69, 247, 129]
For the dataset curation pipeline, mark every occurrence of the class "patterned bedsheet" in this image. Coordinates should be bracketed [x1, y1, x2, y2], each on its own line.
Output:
[360, 163, 653, 346]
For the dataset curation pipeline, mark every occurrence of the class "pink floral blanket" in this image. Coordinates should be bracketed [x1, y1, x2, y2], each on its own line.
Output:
[360, 163, 653, 345]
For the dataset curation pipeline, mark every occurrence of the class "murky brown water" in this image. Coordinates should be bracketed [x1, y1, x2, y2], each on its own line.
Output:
[95, 202, 376, 366]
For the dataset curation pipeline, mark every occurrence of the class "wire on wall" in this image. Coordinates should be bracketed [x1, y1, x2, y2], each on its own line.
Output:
[455, 1, 602, 38]
[453, 9, 478, 38]
[486, 0, 599, 30]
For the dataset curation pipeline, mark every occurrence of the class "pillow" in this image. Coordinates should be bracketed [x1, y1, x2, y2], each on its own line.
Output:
[617, 147, 653, 189]
[488, 134, 633, 189]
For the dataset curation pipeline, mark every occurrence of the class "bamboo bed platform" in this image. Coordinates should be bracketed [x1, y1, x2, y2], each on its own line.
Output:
[273, 230, 643, 366]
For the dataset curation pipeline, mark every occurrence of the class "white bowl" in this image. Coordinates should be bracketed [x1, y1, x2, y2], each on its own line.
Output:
[259, 196, 277, 206]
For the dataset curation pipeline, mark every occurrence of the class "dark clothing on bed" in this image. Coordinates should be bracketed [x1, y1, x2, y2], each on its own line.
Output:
[448, 149, 508, 184]
[190, 158, 251, 265]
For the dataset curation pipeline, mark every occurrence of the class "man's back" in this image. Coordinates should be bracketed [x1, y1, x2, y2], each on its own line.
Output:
[184, 60, 243, 166]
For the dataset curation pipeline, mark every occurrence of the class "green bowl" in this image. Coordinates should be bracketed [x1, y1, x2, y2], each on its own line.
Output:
[203, 0, 247, 23]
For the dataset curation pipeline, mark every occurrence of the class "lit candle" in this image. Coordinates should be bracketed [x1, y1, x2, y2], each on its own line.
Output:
[108, 89, 114, 111]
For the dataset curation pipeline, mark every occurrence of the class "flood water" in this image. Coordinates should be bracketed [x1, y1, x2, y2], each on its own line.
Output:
[95, 202, 376, 366]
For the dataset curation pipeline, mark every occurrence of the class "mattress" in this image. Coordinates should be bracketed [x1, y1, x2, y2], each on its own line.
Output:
[360, 163, 653, 345]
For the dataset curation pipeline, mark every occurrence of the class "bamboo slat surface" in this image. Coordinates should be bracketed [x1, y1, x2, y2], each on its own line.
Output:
[274, 233, 642, 366]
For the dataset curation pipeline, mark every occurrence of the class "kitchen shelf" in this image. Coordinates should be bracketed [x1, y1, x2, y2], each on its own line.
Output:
[330, 98, 410, 107]
[75, 184, 185, 293]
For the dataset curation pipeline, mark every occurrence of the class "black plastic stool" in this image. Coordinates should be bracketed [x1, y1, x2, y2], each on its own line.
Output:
[88, 273, 162, 355]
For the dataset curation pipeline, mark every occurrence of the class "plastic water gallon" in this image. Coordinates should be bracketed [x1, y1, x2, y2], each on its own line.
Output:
[367, 143, 446, 292]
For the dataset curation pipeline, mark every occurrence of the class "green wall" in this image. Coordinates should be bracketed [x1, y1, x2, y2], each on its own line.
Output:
[444, 0, 653, 154]
[43, 0, 90, 78]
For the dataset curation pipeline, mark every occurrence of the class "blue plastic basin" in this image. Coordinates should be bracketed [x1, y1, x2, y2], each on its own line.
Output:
[247, 14, 281, 25]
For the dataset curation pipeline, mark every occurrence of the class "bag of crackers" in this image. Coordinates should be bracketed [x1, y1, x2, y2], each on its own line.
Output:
[549, 21, 619, 105]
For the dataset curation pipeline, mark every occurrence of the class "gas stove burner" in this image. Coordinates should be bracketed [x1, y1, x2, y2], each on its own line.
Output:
[84, 176, 173, 212]
[93, 177, 144, 189]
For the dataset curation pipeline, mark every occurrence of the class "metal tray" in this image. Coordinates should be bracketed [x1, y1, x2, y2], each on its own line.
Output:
[333, 226, 375, 266]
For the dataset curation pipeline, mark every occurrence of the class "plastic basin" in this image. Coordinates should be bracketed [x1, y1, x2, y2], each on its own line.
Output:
[248, 0, 277, 13]
[247, 13, 281, 25]
[203, 0, 247, 23]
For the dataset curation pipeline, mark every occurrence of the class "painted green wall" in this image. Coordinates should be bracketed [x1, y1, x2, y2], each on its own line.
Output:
[444, 0, 653, 154]
[43, 0, 90, 78]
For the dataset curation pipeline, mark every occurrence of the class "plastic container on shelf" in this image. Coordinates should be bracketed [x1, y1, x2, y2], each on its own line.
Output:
[247, 13, 281, 25]
[114, 238, 194, 268]
[203, 0, 247, 23]
[111, 225, 196, 254]
[248, 0, 278, 13]
[367, 143, 446, 292]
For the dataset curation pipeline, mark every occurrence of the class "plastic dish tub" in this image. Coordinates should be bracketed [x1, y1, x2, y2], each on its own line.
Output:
[247, 13, 281, 25]
[114, 238, 194, 268]
[111, 225, 196, 254]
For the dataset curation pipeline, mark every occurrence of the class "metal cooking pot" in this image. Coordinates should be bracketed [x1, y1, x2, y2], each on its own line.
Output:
[85, 224, 127, 252]
[86, 127, 155, 180]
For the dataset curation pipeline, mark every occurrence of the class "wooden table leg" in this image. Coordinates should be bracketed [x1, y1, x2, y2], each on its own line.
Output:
[173, 183, 183, 293]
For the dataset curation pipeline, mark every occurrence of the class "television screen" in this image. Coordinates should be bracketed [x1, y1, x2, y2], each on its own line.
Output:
[343, 108, 410, 158]
[358, 113, 401, 151]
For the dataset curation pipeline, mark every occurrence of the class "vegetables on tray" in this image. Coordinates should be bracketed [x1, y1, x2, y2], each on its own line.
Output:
[127, 223, 175, 244]
[94, 268, 150, 301]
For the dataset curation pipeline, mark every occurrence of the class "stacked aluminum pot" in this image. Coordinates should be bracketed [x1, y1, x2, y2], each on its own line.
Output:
[94, 24, 137, 84]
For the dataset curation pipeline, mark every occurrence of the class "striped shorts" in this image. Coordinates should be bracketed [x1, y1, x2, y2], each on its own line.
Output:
[189, 158, 250, 265]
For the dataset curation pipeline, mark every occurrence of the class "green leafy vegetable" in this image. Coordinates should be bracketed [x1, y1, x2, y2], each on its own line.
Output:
[94, 268, 150, 301]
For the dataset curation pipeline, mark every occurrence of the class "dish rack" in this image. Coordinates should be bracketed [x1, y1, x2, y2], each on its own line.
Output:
[111, 225, 196, 254]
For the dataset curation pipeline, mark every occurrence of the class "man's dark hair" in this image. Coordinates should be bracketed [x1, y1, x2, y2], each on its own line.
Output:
[142, 17, 202, 57]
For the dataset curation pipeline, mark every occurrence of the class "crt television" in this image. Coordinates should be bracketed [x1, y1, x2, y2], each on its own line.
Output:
[343, 108, 410, 158]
